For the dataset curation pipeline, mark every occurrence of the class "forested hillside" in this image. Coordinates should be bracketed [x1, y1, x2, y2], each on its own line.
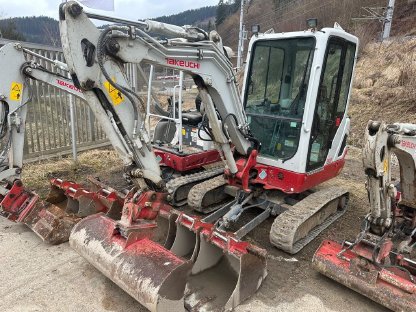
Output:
[217, 0, 416, 51]
[0, 5, 217, 46]
[0, 16, 60, 46]
[154, 6, 216, 30]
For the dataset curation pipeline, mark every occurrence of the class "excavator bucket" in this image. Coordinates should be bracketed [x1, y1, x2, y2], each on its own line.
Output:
[70, 212, 267, 311]
[46, 178, 123, 218]
[313, 240, 416, 312]
[69, 212, 193, 312]
[0, 178, 124, 244]
[172, 214, 268, 311]
[0, 179, 80, 244]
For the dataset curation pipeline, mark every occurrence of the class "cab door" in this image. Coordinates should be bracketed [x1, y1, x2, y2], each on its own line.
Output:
[306, 37, 356, 172]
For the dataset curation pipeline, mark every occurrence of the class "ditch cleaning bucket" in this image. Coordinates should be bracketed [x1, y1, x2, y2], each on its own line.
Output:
[313, 240, 416, 312]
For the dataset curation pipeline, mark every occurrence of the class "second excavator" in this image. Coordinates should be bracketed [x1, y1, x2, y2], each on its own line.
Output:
[313, 121, 416, 312]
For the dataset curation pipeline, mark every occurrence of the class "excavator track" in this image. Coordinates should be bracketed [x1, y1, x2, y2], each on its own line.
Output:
[187, 175, 229, 213]
[166, 167, 224, 206]
[270, 186, 349, 254]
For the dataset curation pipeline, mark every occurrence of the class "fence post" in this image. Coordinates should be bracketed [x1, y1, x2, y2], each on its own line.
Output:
[69, 93, 78, 162]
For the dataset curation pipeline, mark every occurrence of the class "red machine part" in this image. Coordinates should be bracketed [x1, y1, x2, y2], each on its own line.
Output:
[226, 149, 345, 194]
[0, 180, 39, 222]
[49, 178, 81, 191]
[240, 157, 345, 193]
[153, 148, 220, 172]
[226, 149, 258, 192]
[119, 190, 172, 227]
[0, 178, 126, 244]
[313, 240, 416, 312]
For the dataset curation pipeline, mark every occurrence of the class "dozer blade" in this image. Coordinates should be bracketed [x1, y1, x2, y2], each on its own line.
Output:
[313, 240, 416, 312]
[70, 212, 267, 311]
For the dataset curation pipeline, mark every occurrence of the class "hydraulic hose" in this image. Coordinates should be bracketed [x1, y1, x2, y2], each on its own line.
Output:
[96, 26, 143, 139]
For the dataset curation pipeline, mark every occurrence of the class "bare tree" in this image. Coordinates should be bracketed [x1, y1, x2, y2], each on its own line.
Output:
[42, 22, 60, 47]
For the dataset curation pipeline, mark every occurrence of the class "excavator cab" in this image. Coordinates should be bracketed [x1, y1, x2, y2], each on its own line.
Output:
[243, 27, 358, 192]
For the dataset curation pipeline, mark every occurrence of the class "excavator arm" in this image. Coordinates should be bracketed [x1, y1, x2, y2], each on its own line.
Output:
[0, 42, 84, 183]
[59, 1, 254, 183]
[364, 121, 416, 230]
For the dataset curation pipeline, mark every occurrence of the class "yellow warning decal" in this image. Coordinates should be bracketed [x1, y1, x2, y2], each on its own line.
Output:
[10, 82, 23, 101]
[383, 158, 389, 173]
[103, 80, 123, 105]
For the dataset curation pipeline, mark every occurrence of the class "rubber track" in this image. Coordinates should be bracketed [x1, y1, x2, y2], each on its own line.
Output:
[187, 175, 228, 213]
[166, 167, 224, 205]
[270, 186, 349, 254]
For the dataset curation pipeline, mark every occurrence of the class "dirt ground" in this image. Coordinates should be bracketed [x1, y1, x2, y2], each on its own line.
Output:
[0, 146, 391, 312]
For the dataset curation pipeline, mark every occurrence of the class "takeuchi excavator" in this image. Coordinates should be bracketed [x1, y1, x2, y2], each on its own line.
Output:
[313, 121, 416, 312]
[0, 0, 359, 310]
[54, 1, 359, 310]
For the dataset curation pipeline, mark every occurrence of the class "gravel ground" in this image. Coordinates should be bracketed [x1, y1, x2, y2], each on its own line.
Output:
[0, 147, 391, 312]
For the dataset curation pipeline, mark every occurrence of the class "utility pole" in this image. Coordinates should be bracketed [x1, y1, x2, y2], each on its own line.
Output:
[237, 0, 247, 70]
[353, 0, 396, 41]
[382, 0, 395, 40]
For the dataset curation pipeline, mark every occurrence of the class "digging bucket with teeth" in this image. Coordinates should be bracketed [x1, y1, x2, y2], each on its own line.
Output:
[313, 239, 416, 312]
[0, 178, 124, 244]
[69, 190, 267, 311]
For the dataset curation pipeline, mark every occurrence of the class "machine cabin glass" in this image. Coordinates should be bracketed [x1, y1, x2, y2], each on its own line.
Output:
[244, 37, 316, 161]
[306, 37, 356, 171]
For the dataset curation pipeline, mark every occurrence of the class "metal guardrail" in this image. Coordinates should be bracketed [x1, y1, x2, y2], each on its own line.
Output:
[0, 38, 111, 163]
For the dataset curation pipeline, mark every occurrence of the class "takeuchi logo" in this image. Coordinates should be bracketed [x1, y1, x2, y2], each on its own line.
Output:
[56, 79, 82, 93]
[401, 140, 416, 150]
[166, 58, 200, 69]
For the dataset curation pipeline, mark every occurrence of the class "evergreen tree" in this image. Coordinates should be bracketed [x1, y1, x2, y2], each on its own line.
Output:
[0, 19, 25, 41]
[207, 20, 213, 31]
[216, 0, 228, 26]
[232, 0, 242, 13]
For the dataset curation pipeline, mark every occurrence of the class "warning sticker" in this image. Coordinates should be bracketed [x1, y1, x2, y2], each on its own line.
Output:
[10, 82, 23, 101]
[103, 80, 124, 105]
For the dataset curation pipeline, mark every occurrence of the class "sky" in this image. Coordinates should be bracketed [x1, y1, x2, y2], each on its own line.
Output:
[0, 0, 219, 20]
